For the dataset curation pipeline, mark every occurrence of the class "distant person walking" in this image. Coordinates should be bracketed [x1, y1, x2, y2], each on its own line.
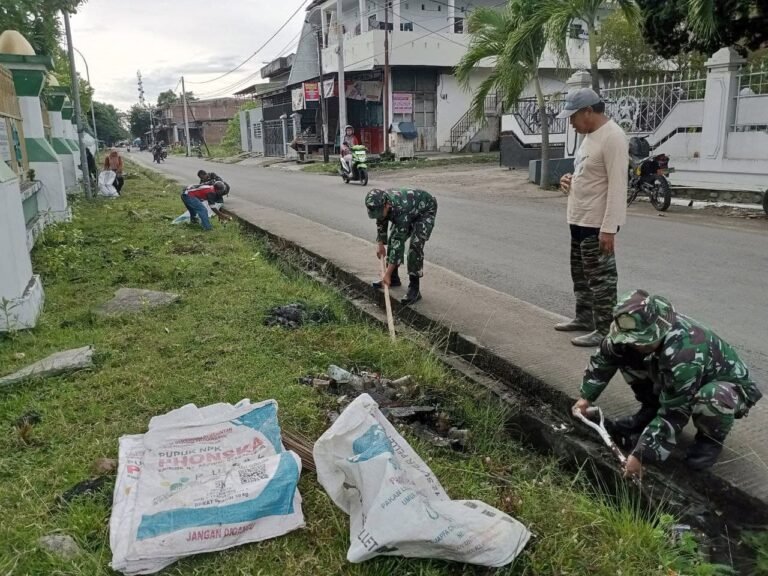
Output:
[104, 149, 125, 195]
[85, 147, 98, 182]
[556, 88, 628, 347]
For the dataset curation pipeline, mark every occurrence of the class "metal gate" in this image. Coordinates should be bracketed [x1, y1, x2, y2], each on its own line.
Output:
[263, 119, 284, 157]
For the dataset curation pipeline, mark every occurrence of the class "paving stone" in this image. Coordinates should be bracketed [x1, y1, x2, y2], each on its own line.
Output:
[95, 288, 180, 316]
[0, 346, 94, 387]
[38, 534, 81, 560]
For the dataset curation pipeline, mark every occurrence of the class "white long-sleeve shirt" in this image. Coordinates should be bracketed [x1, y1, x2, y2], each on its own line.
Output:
[567, 119, 628, 234]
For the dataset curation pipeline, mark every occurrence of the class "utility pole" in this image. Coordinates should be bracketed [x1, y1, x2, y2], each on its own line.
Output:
[62, 10, 92, 199]
[137, 71, 155, 146]
[316, 29, 329, 162]
[181, 76, 192, 157]
[383, 0, 391, 154]
[335, 0, 347, 144]
[73, 47, 98, 149]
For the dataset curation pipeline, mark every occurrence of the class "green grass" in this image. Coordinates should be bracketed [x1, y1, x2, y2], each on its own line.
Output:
[301, 153, 500, 175]
[0, 162, 726, 575]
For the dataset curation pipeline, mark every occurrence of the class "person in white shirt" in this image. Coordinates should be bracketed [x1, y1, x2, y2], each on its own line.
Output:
[556, 88, 628, 347]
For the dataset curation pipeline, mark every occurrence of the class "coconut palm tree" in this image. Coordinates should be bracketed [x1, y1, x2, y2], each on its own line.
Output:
[456, 0, 553, 189]
[537, 0, 640, 93]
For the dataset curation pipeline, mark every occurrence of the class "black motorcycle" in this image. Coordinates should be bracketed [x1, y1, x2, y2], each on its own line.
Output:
[627, 137, 672, 212]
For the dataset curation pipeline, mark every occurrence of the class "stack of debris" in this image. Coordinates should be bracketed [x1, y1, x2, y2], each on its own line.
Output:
[263, 302, 335, 329]
[109, 399, 305, 575]
[299, 365, 470, 450]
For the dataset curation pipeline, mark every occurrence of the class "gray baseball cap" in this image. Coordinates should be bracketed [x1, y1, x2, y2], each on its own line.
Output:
[557, 87, 602, 119]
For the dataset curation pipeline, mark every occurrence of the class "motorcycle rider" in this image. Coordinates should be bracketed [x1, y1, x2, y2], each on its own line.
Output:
[152, 141, 164, 163]
[340, 125, 359, 175]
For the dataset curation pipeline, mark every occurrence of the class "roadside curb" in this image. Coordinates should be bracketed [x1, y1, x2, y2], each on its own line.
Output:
[230, 209, 768, 564]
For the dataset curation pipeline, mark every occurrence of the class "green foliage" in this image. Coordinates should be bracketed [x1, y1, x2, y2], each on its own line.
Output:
[219, 101, 258, 156]
[156, 89, 178, 107]
[0, 161, 726, 576]
[128, 104, 151, 139]
[598, 10, 668, 78]
[91, 101, 128, 146]
[52, 46, 93, 116]
[0, 0, 86, 56]
[635, 0, 768, 59]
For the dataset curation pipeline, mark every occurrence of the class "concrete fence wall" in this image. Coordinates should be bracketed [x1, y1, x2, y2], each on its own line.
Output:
[502, 48, 768, 196]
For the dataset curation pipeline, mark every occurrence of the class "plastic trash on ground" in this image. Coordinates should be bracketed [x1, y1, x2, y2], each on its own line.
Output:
[172, 201, 221, 225]
[313, 393, 531, 567]
[110, 399, 304, 575]
[98, 170, 119, 197]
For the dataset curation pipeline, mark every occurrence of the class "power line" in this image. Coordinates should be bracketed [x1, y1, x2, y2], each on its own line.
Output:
[186, 0, 310, 85]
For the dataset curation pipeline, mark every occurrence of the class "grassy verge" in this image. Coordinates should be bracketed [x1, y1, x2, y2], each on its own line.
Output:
[0, 162, 725, 576]
[301, 153, 500, 175]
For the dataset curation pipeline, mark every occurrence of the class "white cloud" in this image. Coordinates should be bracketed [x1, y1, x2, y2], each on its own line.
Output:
[69, 0, 306, 111]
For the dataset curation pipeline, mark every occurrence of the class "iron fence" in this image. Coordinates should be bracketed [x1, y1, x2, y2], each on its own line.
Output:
[601, 71, 706, 134]
[510, 95, 567, 136]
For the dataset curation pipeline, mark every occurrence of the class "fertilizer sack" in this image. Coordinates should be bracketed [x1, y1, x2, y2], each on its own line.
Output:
[110, 399, 304, 575]
[313, 394, 530, 567]
[98, 170, 119, 197]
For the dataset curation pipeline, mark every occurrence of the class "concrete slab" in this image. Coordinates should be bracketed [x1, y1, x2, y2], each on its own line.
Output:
[95, 288, 179, 317]
[0, 345, 94, 387]
[225, 195, 768, 510]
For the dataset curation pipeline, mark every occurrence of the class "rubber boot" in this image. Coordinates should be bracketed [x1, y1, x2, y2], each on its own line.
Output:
[613, 404, 658, 436]
[571, 330, 606, 347]
[685, 433, 724, 470]
[554, 318, 595, 332]
[372, 267, 401, 290]
[401, 275, 422, 306]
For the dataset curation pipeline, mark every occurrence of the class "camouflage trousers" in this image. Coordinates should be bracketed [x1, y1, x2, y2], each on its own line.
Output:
[569, 227, 618, 334]
[638, 381, 749, 462]
[402, 207, 437, 277]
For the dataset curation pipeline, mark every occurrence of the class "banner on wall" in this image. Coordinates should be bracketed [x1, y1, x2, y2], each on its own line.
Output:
[323, 79, 337, 99]
[392, 92, 413, 114]
[0, 121, 10, 163]
[303, 82, 320, 102]
[292, 87, 305, 111]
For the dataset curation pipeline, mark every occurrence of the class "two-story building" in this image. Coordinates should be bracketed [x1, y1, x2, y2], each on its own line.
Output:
[155, 97, 240, 147]
[240, 0, 622, 156]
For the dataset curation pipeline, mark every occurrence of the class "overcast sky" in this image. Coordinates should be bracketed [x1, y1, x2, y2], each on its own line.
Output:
[69, 0, 306, 111]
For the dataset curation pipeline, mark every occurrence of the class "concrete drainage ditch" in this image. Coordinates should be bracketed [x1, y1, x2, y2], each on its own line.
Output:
[238, 219, 768, 572]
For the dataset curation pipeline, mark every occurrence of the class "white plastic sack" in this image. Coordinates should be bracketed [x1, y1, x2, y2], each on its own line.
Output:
[314, 394, 530, 567]
[98, 170, 119, 197]
[172, 201, 221, 225]
[110, 399, 304, 575]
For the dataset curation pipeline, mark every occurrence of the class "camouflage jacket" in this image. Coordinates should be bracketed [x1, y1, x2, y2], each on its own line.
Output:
[375, 188, 437, 266]
[581, 314, 762, 461]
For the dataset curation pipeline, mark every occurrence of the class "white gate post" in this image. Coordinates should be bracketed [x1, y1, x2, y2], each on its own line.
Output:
[700, 47, 746, 166]
[280, 113, 289, 157]
[563, 70, 592, 159]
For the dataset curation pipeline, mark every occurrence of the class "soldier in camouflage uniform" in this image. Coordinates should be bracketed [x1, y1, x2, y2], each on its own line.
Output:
[365, 188, 438, 305]
[573, 289, 762, 476]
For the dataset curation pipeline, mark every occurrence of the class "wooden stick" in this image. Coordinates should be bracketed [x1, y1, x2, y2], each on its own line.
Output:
[380, 257, 397, 342]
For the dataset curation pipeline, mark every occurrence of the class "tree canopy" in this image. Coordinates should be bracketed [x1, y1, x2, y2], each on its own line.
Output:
[129, 104, 151, 139]
[636, 0, 768, 58]
[0, 1, 86, 56]
[598, 10, 668, 79]
[91, 101, 128, 145]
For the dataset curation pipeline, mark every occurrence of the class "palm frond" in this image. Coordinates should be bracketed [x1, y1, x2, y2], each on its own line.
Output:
[687, 0, 718, 41]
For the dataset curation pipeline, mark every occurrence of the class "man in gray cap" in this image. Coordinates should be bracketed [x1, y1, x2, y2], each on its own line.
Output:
[556, 87, 628, 347]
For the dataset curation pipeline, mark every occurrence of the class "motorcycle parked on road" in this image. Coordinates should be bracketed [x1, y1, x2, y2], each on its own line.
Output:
[627, 136, 672, 212]
[339, 144, 369, 186]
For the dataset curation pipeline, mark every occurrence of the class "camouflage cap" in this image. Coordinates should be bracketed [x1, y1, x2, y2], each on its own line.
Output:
[365, 188, 388, 219]
[608, 289, 677, 346]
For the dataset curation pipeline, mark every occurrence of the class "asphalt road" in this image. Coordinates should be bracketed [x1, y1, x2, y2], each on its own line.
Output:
[130, 151, 768, 386]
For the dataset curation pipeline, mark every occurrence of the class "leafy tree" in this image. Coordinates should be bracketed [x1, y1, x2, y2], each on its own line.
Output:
[51, 46, 92, 115]
[157, 90, 178, 107]
[456, 0, 553, 189]
[635, 0, 768, 59]
[597, 10, 667, 79]
[129, 104, 151, 139]
[0, 1, 86, 56]
[91, 101, 128, 146]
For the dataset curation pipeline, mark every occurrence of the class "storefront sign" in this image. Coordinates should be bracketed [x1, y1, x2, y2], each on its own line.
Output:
[303, 82, 320, 102]
[323, 79, 337, 99]
[392, 93, 413, 114]
[364, 82, 382, 103]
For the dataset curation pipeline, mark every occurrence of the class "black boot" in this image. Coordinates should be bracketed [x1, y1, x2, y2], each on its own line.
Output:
[401, 275, 421, 306]
[686, 434, 724, 470]
[372, 268, 401, 289]
[613, 404, 658, 436]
